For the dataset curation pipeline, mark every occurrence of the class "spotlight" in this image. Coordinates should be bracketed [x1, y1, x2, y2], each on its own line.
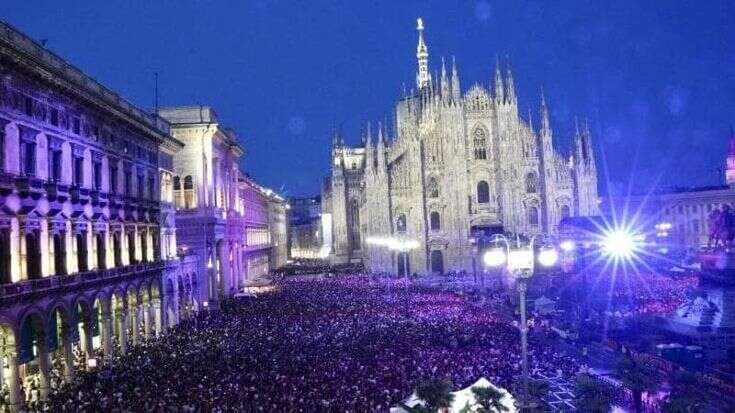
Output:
[560, 240, 575, 252]
[538, 249, 559, 267]
[483, 248, 507, 267]
[602, 229, 637, 258]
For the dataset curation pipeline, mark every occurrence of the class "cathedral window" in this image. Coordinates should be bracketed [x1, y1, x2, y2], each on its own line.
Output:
[477, 181, 490, 204]
[430, 211, 441, 231]
[473, 127, 487, 160]
[526, 172, 538, 193]
[527, 206, 539, 226]
[396, 214, 407, 233]
[427, 177, 439, 198]
[560, 205, 570, 220]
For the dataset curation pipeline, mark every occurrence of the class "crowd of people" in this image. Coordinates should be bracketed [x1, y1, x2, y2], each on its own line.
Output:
[582, 271, 700, 316]
[35, 276, 580, 412]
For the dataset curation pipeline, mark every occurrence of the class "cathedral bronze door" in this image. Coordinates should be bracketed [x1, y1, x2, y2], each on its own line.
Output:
[430, 250, 444, 275]
[397, 252, 410, 276]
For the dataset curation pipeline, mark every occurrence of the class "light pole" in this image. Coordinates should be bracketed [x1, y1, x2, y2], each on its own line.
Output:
[483, 234, 558, 411]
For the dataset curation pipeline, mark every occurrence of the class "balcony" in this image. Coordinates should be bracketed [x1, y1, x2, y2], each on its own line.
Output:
[91, 189, 108, 206]
[70, 186, 91, 204]
[108, 192, 123, 207]
[0, 260, 175, 307]
[0, 172, 15, 195]
[16, 176, 45, 198]
[45, 181, 70, 201]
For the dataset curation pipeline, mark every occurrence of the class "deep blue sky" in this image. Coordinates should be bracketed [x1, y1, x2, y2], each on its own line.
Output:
[3, 1, 734, 197]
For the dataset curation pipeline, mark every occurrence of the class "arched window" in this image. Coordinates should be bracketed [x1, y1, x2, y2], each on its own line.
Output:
[430, 211, 441, 231]
[477, 181, 490, 204]
[427, 177, 439, 198]
[396, 214, 407, 233]
[528, 206, 539, 226]
[173, 176, 181, 190]
[473, 127, 487, 160]
[183, 175, 195, 209]
[560, 205, 570, 220]
[526, 172, 538, 193]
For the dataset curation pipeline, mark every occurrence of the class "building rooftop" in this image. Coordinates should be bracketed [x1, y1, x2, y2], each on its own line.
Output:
[157, 105, 219, 125]
[0, 20, 172, 140]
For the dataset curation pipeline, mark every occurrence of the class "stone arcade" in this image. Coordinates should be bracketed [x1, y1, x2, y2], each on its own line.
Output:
[0, 22, 287, 412]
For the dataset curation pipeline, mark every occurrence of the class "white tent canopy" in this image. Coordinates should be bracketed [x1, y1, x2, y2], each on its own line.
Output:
[390, 377, 518, 413]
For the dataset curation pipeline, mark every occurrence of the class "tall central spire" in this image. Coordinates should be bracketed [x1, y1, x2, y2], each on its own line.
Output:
[416, 17, 431, 90]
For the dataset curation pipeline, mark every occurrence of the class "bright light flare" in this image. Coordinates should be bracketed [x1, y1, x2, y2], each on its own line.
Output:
[538, 249, 559, 267]
[560, 240, 575, 252]
[508, 249, 534, 271]
[601, 229, 638, 259]
[483, 248, 506, 267]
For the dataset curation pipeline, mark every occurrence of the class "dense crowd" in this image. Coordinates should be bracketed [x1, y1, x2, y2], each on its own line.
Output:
[36, 276, 580, 412]
[584, 271, 699, 316]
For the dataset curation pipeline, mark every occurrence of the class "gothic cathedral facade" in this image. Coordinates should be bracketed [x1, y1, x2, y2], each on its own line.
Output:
[323, 19, 599, 274]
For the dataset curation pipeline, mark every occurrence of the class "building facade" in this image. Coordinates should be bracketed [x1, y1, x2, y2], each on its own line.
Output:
[159, 106, 287, 300]
[288, 196, 323, 259]
[602, 132, 735, 250]
[323, 19, 599, 274]
[268, 197, 289, 269]
[240, 175, 282, 279]
[0, 21, 198, 412]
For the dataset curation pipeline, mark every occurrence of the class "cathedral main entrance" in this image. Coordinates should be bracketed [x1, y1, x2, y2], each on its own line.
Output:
[397, 252, 410, 276]
[430, 250, 444, 274]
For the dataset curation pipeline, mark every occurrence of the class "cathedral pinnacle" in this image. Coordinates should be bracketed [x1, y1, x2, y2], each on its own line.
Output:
[540, 88, 550, 134]
[416, 17, 431, 90]
[505, 65, 516, 103]
[451, 56, 460, 101]
[493, 57, 504, 101]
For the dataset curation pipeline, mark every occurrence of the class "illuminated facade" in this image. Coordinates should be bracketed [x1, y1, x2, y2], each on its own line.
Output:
[159, 106, 288, 299]
[0, 21, 198, 412]
[324, 19, 599, 274]
[602, 132, 735, 249]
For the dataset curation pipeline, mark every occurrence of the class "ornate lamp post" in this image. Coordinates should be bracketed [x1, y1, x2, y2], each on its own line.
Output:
[483, 234, 558, 410]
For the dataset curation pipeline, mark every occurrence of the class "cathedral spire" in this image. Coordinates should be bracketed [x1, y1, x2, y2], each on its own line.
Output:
[366, 122, 373, 148]
[540, 88, 550, 135]
[440, 56, 449, 100]
[493, 57, 504, 102]
[332, 126, 340, 149]
[505, 64, 516, 103]
[416, 17, 431, 90]
[528, 108, 534, 134]
[451, 56, 461, 101]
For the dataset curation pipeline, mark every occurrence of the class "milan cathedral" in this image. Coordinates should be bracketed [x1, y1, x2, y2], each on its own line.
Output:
[324, 18, 599, 274]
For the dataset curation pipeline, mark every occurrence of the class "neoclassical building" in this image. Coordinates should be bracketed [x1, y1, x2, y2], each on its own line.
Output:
[159, 106, 288, 302]
[0, 21, 199, 412]
[601, 131, 735, 249]
[324, 19, 599, 274]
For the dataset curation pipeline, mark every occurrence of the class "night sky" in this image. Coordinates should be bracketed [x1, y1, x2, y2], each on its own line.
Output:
[3, 1, 734, 197]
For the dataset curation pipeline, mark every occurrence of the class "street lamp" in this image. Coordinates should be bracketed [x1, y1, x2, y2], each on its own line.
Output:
[482, 234, 558, 410]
